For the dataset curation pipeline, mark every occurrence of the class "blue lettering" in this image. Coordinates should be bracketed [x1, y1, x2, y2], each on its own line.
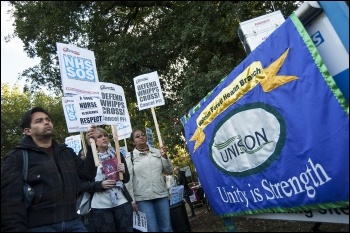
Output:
[311, 31, 324, 47]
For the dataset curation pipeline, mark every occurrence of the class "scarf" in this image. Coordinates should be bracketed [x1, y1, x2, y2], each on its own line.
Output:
[97, 147, 124, 205]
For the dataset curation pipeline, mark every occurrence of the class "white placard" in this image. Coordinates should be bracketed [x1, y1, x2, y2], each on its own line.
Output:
[169, 185, 184, 206]
[189, 193, 197, 203]
[120, 146, 127, 157]
[116, 123, 132, 140]
[57, 42, 101, 96]
[133, 211, 147, 232]
[133, 71, 165, 110]
[62, 96, 87, 133]
[99, 82, 131, 125]
[65, 135, 82, 155]
[166, 175, 177, 189]
[145, 127, 155, 148]
[73, 94, 104, 127]
[238, 10, 285, 52]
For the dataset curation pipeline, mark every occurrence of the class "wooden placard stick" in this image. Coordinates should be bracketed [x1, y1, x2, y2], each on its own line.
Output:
[90, 138, 100, 167]
[124, 138, 128, 153]
[111, 125, 123, 180]
[87, 125, 100, 166]
[80, 131, 87, 156]
[151, 107, 163, 148]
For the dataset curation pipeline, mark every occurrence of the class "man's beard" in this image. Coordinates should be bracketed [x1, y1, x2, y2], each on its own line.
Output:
[40, 131, 53, 139]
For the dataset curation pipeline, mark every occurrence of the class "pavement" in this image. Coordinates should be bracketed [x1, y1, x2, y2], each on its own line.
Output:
[184, 200, 208, 221]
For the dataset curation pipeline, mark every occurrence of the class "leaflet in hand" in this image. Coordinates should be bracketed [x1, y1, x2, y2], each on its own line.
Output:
[101, 157, 119, 180]
[133, 211, 147, 232]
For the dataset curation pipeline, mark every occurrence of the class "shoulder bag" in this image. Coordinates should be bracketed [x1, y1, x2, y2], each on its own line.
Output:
[76, 191, 92, 215]
[22, 149, 35, 208]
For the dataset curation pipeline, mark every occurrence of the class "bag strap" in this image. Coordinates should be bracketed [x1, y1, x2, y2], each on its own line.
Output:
[22, 150, 28, 182]
[131, 151, 133, 165]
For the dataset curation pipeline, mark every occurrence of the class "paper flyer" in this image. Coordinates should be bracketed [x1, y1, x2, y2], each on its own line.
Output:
[133, 211, 147, 232]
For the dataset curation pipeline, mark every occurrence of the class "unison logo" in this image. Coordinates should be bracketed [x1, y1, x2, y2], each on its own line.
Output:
[210, 102, 286, 177]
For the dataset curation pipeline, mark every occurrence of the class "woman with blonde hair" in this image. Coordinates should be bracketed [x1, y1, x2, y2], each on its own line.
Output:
[88, 126, 133, 232]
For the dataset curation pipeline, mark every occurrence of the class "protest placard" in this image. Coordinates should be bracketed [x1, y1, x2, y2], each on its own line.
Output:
[169, 185, 184, 206]
[99, 82, 131, 125]
[133, 71, 165, 111]
[133, 71, 166, 148]
[120, 146, 127, 157]
[65, 135, 82, 155]
[73, 94, 104, 127]
[145, 127, 154, 148]
[57, 42, 101, 97]
[62, 97, 87, 133]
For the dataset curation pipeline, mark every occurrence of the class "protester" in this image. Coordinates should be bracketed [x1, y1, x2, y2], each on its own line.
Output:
[88, 127, 133, 232]
[173, 166, 196, 218]
[79, 148, 86, 160]
[125, 128, 173, 232]
[79, 177, 132, 232]
[1, 106, 97, 232]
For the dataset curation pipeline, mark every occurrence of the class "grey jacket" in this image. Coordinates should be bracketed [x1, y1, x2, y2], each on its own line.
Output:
[125, 147, 173, 202]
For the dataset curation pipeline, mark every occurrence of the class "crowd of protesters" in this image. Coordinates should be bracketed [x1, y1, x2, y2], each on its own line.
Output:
[1, 107, 174, 232]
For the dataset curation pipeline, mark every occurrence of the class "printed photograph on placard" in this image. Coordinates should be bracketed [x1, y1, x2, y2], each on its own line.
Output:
[102, 157, 119, 181]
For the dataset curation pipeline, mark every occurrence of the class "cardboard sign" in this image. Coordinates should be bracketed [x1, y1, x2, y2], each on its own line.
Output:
[169, 185, 184, 206]
[73, 94, 104, 127]
[133, 71, 165, 110]
[65, 135, 82, 155]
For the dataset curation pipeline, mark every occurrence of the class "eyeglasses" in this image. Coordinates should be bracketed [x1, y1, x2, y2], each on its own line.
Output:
[134, 133, 146, 139]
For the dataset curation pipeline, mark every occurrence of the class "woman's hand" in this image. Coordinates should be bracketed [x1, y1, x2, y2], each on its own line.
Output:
[86, 125, 98, 145]
[101, 179, 116, 189]
[117, 163, 125, 173]
[132, 203, 139, 214]
[160, 145, 168, 159]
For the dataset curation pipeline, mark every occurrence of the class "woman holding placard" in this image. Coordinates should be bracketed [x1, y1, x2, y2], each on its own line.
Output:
[87, 127, 133, 232]
[125, 128, 173, 232]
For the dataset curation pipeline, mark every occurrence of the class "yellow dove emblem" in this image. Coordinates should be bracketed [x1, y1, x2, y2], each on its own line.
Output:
[190, 48, 298, 152]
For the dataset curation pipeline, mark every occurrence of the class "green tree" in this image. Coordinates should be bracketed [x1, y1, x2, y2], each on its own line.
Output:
[5, 1, 302, 164]
[1, 84, 30, 160]
[1, 84, 67, 161]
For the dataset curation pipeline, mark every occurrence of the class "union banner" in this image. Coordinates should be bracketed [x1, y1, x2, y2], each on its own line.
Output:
[181, 13, 349, 217]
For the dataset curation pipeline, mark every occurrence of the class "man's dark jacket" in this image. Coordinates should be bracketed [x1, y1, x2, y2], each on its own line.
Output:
[1, 135, 97, 232]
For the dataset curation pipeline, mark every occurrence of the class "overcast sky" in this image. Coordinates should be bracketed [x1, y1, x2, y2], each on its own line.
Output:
[1, 1, 40, 88]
